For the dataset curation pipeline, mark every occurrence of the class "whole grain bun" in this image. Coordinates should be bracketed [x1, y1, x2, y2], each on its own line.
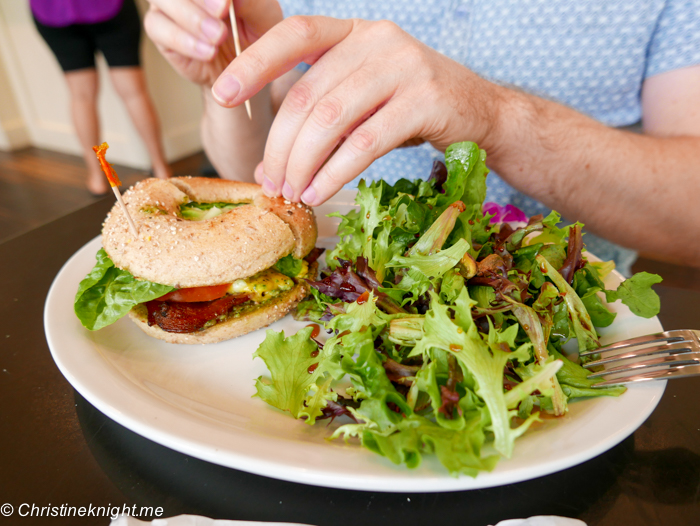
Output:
[127, 262, 318, 344]
[101, 177, 317, 288]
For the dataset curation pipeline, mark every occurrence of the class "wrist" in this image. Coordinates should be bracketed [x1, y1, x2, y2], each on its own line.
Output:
[201, 84, 252, 129]
[478, 83, 536, 171]
[200, 84, 273, 181]
[477, 83, 568, 203]
[478, 84, 610, 213]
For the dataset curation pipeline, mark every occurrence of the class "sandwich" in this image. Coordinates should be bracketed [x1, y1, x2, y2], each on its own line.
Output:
[74, 176, 319, 344]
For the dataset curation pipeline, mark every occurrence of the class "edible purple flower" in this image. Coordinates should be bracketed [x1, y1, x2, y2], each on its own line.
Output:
[482, 202, 529, 228]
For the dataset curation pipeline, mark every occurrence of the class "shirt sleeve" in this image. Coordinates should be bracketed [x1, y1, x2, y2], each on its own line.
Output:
[645, 0, 700, 78]
[278, 0, 314, 19]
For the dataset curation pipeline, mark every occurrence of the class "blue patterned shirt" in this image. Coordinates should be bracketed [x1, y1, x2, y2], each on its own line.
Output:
[280, 0, 700, 274]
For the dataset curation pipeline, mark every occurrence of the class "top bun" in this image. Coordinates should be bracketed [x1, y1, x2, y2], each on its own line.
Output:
[101, 177, 317, 288]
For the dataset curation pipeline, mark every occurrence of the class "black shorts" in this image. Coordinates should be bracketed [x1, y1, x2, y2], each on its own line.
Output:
[33, 0, 141, 72]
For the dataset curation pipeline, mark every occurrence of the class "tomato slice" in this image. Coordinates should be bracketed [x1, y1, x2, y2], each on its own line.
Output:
[157, 283, 231, 302]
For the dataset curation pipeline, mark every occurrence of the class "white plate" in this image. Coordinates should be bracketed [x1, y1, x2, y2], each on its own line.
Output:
[45, 191, 665, 492]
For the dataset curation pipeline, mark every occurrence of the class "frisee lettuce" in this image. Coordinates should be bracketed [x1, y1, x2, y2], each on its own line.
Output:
[253, 327, 333, 424]
[252, 141, 663, 476]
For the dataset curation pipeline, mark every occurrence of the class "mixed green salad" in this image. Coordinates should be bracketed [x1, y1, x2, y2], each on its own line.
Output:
[252, 141, 662, 476]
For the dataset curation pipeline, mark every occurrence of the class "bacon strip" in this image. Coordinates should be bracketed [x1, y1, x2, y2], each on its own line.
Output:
[304, 247, 325, 264]
[145, 294, 250, 333]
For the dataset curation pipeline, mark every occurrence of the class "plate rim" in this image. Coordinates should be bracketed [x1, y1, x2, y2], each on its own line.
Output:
[44, 205, 666, 492]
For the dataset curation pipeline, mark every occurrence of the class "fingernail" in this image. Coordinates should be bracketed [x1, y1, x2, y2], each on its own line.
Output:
[300, 185, 317, 206]
[201, 17, 223, 42]
[254, 162, 265, 182]
[282, 182, 294, 201]
[194, 39, 216, 59]
[212, 75, 241, 103]
[262, 176, 277, 197]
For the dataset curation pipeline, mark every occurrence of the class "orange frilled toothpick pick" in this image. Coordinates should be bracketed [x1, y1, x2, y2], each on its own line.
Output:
[229, 0, 252, 120]
[92, 142, 139, 237]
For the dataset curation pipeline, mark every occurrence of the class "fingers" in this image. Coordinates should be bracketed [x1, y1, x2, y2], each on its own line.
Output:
[299, 100, 419, 206]
[145, 9, 214, 60]
[212, 16, 354, 106]
[211, 15, 449, 206]
[145, 0, 228, 59]
[235, 0, 283, 43]
[275, 69, 397, 201]
[259, 47, 376, 195]
[254, 161, 265, 184]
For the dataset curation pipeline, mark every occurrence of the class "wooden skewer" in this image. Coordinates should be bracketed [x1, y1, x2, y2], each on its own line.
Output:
[229, 0, 252, 120]
[92, 143, 139, 238]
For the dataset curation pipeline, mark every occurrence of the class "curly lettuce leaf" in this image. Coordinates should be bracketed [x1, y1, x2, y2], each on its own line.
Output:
[537, 255, 600, 352]
[388, 238, 470, 283]
[335, 330, 412, 431]
[253, 327, 332, 424]
[412, 289, 546, 458]
[326, 207, 363, 266]
[292, 287, 341, 323]
[549, 347, 626, 399]
[528, 211, 571, 246]
[74, 249, 174, 330]
[407, 201, 465, 257]
[440, 268, 465, 304]
[333, 413, 499, 476]
[590, 260, 616, 279]
[439, 142, 488, 218]
[251, 140, 659, 476]
[437, 142, 491, 254]
[505, 299, 568, 415]
[326, 180, 384, 272]
[327, 291, 387, 335]
[506, 359, 563, 409]
[573, 266, 617, 328]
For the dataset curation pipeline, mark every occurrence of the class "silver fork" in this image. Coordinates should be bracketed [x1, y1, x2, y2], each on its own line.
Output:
[580, 329, 700, 387]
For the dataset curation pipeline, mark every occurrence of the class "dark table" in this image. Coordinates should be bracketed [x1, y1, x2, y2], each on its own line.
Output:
[1, 199, 699, 526]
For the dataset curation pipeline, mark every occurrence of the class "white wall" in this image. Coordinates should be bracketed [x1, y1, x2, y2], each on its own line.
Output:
[0, 33, 30, 151]
[0, 0, 203, 168]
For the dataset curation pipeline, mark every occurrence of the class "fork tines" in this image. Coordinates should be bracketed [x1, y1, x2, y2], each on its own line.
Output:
[581, 329, 700, 387]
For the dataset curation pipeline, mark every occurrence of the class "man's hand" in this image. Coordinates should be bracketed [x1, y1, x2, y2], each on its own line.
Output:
[148, 6, 700, 264]
[145, 0, 282, 88]
[211, 16, 503, 206]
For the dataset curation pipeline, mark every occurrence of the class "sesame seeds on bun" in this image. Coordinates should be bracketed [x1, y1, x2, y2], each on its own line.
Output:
[101, 177, 317, 288]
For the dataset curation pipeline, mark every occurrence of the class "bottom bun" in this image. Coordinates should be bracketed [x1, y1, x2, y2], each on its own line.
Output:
[128, 263, 317, 345]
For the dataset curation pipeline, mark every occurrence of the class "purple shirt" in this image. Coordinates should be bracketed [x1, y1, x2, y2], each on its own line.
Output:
[30, 0, 123, 27]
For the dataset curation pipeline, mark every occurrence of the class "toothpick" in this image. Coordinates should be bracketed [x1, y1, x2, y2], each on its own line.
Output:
[229, 0, 252, 120]
[112, 187, 139, 238]
[92, 142, 139, 238]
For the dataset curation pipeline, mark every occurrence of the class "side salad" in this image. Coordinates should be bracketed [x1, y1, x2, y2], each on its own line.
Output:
[252, 141, 662, 476]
